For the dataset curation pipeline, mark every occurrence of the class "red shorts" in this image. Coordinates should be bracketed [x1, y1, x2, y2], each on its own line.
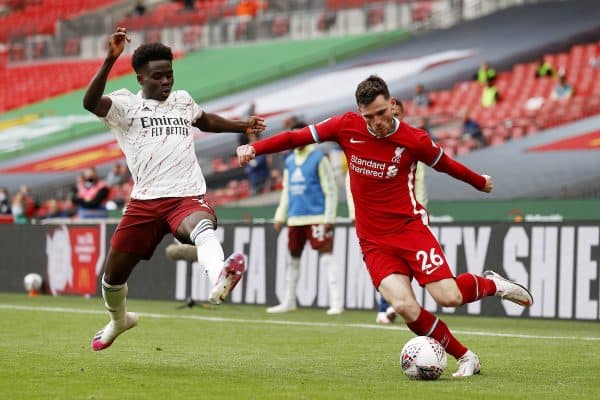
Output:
[360, 219, 454, 288]
[110, 196, 215, 259]
[288, 224, 333, 254]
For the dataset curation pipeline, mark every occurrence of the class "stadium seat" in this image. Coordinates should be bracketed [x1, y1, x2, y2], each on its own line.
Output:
[0, 0, 120, 42]
[406, 39, 600, 152]
[0, 57, 132, 112]
[116, 0, 228, 32]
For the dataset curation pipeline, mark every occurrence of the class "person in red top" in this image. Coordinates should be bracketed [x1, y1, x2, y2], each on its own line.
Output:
[237, 75, 534, 378]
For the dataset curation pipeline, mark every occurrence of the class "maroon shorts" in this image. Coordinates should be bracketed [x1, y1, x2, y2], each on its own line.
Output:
[288, 224, 333, 254]
[110, 196, 215, 259]
[360, 219, 454, 288]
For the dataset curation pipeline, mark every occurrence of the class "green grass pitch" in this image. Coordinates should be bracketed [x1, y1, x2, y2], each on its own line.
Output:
[1, 293, 599, 400]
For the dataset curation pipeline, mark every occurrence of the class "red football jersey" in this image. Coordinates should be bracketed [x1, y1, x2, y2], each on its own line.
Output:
[252, 111, 485, 242]
[309, 112, 441, 238]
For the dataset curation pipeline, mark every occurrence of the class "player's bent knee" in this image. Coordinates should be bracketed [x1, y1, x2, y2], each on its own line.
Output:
[390, 298, 421, 321]
[426, 279, 463, 307]
[433, 291, 463, 307]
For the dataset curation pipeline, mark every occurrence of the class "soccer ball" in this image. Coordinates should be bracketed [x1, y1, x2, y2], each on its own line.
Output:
[23, 273, 43, 293]
[400, 336, 447, 380]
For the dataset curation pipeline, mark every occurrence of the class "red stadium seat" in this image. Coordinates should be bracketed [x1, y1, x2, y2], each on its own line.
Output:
[409, 39, 600, 151]
[0, 56, 132, 111]
[117, 0, 228, 32]
[489, 135, 506, 147]
[0, 0, 120, 41]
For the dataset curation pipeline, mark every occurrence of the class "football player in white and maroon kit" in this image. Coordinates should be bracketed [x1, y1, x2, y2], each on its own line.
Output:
[237, 75, 533, 377]
[83, 27, 266, 351]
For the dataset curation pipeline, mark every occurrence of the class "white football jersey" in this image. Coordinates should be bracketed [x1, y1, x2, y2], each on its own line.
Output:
[102, 89, 206, 200]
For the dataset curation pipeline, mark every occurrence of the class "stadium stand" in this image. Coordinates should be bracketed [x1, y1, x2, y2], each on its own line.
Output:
[116, 0, 236, 31]
[0, 0, 121, 42]
[326, 0, 432, 21]
[403, 41, 600, 156]
[0, 57, 132, 112]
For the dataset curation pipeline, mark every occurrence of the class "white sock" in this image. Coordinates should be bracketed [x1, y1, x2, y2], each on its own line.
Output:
[190, 219, 224, 286]
[102, 277, 127, 325]
[322, 253, 343, 310]
[284, 256, 300, 307]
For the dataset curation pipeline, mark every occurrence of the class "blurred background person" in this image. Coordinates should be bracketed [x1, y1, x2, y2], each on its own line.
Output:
[130, 0, 146, 16]
[0, 187, 11, 215]
[551, 74, 574, 100]
[535, 55, 556, 78]
[412, 83, 431, 108]
[460, 108, 484, 148]
[182, 0, 194, 11]
[72, 167, 109, 219]
[268, 121, 342, 315]
[236, 0, 262, 20]
[105, 162, 130, 187]
[481, 78, 500, 107]
[11, 190, 27, 224]
[17, 184, 37, 220]
[475, 61, 496, 84]
[244, 133, 271, 195]
[40, 199, 67, 220]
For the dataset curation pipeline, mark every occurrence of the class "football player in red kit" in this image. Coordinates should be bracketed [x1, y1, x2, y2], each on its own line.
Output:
[237, 75, 533, 377]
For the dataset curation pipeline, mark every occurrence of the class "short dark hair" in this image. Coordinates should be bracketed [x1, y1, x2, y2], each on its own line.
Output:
[355, 75, 390, 106]
[132, 43, 173, 72]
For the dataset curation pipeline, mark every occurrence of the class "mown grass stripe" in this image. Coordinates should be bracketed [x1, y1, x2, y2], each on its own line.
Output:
[1, 304, 599, 341]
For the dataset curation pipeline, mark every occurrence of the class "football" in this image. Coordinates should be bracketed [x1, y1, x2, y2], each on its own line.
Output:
[400, 336, 447, 380]
[23, 273, 43, 293]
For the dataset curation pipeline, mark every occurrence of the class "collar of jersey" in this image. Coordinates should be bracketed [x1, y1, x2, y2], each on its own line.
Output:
[367, 117, 400, 139]
[137, 90, 164, 102]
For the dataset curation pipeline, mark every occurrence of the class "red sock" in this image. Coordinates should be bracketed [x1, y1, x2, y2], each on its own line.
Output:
[455, 273, 497, 304]
[407, 308, 468, 359]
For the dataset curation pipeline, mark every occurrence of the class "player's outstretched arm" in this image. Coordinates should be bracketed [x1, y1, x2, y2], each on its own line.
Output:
[433, 152, 492, 193]
[83, 27, 130, 117]
[194, 113, 266, 134]
[237, 127, 316, 167]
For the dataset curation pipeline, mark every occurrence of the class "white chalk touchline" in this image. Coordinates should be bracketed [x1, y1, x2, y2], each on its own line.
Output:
[1, 304, 599, 341]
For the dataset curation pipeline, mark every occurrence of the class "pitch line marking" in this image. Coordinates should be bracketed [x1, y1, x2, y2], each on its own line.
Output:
[1, 304, 599, 342]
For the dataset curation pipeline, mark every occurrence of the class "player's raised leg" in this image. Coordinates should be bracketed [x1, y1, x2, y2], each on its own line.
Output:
[428, 271, 533, 307]
[482, 270, 533, 306]
[92, 248, 140, 351]
[181, 212, 245, 305]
